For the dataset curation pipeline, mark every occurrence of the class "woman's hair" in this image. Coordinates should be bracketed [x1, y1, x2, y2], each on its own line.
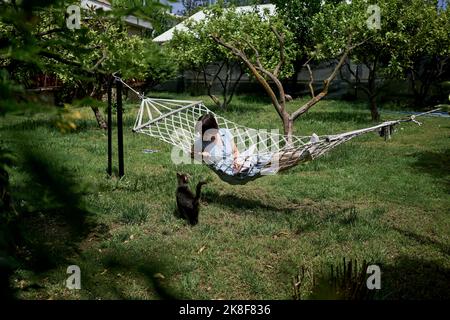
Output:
[196, 113, 218, 140]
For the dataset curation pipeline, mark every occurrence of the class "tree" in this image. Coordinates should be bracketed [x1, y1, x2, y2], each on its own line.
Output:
[324, 0, 449, 119]
[313, 0, 388, 121]
[0, 0, 174, 128]
[179, 0, 271, 16]
[405, 1, 450, 107]
[200, 6, 360, 138]
[169, 10, 245, 109]
[112, 0, 181, 37]
[143, 44, 179, 90]
[181, 0, 209, 16]
[272, 0, 343, 86]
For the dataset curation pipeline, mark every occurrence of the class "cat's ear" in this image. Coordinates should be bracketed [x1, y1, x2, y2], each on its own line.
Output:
[176, 172, 181, 177]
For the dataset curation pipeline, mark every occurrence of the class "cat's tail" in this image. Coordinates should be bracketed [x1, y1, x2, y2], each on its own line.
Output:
[194, 180, 207, 203]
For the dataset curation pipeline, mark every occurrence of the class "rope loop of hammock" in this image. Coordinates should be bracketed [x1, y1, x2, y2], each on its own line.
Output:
[113, 73, 146, 100]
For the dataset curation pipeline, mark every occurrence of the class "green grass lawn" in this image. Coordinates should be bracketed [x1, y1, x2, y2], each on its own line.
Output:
[1, 94, 449, 300]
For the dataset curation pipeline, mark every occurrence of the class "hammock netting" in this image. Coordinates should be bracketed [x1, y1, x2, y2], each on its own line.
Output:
[131, 97, 418, 184]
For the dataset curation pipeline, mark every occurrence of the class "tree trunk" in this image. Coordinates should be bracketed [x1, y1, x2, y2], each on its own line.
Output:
[223, 65, 244, 110]
[203, 61, 244, 110]
[91, 106, 107, 130]
[411, 68, 431, 108]
[367, 63, 380, 122]
[369, 95, 380, 122]
[203, 63, 225, 109]
[283, 115, 293, 143]
[410, 69, 423, 107]
[88, 81, 108, 130]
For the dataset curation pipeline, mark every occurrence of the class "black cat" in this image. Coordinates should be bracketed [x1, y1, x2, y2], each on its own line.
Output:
[176, 173, 207, 225]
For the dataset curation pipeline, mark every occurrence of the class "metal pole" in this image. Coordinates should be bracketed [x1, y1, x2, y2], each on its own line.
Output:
[116, 77, 125, 177]
[107, 76, 113, 176]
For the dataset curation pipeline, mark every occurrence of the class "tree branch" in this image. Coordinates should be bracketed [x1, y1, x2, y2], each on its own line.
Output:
[36, 28, 65, 37]
[202, 63, 223, 107]
[39, 50, 108, 76]
[39, 50, 83, 68]
[243, 35, 286, 107]
[271, 26, 285, 78]
[226, 65, 244, 106]
[89, 49, 108, 72]
[339, 60, 371, 96]
[211, 34, 285, 120]
[291, 45, 351, 121]
[304, 63, 315, 98]
[243, 37, 264, 70]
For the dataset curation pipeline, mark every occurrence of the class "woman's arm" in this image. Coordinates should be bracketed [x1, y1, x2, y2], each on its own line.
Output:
[232, 142, 240, 159]
[191, 142, 210, 159]
[231, 140, 241, 172]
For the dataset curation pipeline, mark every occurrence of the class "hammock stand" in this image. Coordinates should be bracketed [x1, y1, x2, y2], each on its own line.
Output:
[114, 76, 438, 185]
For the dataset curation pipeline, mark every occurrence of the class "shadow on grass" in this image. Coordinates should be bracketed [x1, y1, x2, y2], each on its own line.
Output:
[0, 141, 97, 298]
[383, 223, 450, 299]
[304, 258, 377, 300]
[297, 254, 450, 300]
[202, 189, 294, 214]
[202, 189, 361, 226]
[88, 251, 182, 299]
[392, 226, 450, 257]
[409, 149, 450, 192]
[1, 135, 181, 299]
[8, 143, 98, 273]
[382, 255, 450, 299]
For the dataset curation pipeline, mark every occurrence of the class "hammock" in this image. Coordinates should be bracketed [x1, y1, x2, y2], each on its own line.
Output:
[130, 93, 436, 185]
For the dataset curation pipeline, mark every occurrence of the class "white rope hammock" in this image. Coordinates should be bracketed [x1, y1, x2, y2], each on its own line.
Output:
[129, 92, 437, 184]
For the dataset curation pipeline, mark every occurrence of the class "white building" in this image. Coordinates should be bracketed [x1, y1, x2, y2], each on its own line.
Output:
[153, 4, 275, 43]
[80, 0, 153, 33]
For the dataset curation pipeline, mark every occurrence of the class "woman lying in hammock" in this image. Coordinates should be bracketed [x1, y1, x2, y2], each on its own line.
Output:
[191, 114, 273, 177]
